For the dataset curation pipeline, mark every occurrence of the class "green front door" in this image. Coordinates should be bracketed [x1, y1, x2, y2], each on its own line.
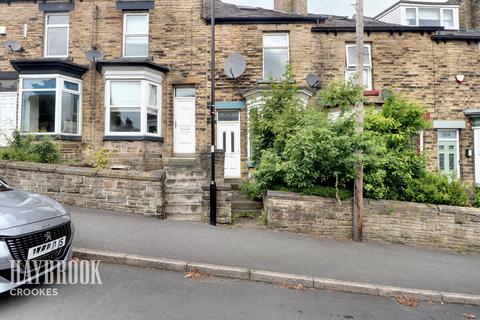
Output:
[438, 141, 458, 176]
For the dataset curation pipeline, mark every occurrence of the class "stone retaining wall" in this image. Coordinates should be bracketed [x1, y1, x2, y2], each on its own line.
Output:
[265, 190, 480, 252]
[0, 161, 165, 217]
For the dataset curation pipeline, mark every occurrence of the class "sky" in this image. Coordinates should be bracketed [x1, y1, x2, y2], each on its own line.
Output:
[223, 0, 399, 18]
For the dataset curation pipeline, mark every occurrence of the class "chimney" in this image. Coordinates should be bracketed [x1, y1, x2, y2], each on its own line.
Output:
[274, 0, 308, 16]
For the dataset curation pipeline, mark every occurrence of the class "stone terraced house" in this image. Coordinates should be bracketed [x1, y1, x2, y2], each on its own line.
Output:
[1, 0, 480, 220]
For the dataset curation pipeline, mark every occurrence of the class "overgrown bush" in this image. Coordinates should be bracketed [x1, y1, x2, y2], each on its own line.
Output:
[0, 131, 60, 164]
[243, 69, 471, 207]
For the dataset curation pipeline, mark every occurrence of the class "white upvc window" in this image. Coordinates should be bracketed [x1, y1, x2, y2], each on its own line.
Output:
[19, 75, 82, 135]
[403, 7, 458, 30]
[44, 13, 69, 57]
[263, 33, 289, 80]
[123, 12, 149, 57]
[345, 44, 372, 90]
[105, 79, 161, 136]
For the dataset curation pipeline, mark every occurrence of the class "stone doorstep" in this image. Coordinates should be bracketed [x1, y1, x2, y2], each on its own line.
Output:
[73, 248, 480, 307]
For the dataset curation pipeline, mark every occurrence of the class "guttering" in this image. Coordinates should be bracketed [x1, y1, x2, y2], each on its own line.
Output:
[205, 16, 327, 25]
[311, 25, 444, 34]
[432, 34, 480, 43]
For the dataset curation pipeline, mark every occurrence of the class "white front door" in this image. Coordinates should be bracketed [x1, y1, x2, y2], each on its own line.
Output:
[0, 93, 17, 147]
[474, 129, 480, 185]
[217, 111, 241, 178]
[173, 87, 196, 154]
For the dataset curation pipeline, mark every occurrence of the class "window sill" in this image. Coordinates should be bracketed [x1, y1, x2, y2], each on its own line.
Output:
[103, 135, 164, 143]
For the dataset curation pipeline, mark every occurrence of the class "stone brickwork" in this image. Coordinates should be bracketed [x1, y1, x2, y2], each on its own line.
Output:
[265, 190, 480, 252]
[1, 0, 480, 185]
[274, 0, 308, 15]
[0, 160, 166, 217]
[459, 0, 480, 29]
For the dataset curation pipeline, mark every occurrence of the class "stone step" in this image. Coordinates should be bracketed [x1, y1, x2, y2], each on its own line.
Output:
[232, 200, 264, 211]
[165, 170, 207, 180]
[165, 178, 205, 187]
[165, 204, 203, 215]
[166, 213, 202, 222]
[232, 209, 263, 216]
[165, 187, 204, 194]
[165, 193, 204, 204]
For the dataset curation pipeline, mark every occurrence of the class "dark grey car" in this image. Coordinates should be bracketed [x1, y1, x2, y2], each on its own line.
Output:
[0, 179, 74, 293]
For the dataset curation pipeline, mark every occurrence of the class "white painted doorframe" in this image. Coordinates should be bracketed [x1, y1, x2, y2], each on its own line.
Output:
[173, 90, 196, 154]
[217, 111, 241, 178]
[0, 92, 17, 147]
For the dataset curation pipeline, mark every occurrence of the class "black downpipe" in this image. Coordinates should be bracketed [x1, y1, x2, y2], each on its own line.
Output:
[209, 0, 217, 226]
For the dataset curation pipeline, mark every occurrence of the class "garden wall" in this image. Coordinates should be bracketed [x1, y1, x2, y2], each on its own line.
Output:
[265, 190, 480, 252]
[0, 161, 165, 217]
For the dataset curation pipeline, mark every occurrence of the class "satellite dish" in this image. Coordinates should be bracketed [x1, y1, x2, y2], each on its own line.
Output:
[224, 52, 246, 80]
[381, 89, 394, 100]
[85, 49, 104, 63]
[306, 73, 321, 89]
[2, 40, 23, 52]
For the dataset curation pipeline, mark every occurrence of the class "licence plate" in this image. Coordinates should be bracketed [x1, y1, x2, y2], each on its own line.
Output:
[27, 236, 67, 260]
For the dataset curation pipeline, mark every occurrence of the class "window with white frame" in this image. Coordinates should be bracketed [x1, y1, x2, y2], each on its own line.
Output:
[20, 76, 81, 135]
[263, 33, 289, 80]
[45, 13, 69, 57]
[403, 7, 458, 29]
[345, 44, 372, 90]
[105, 79, 161, 136]
[123, 13, 149, 57]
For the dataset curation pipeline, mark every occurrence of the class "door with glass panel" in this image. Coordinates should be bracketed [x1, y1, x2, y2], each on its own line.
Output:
[437, 129, 459, 177]
[173, 87, 196, 154]
[0, 93, 17, 147]
[217, 111, 241, 178]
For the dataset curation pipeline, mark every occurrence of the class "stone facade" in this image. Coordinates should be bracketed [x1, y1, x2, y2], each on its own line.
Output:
[0, 160, 166, 216]
[1, 0, 480, 186]
[274, 0, 308, 15]
[459, 0, 480, 29]
[265, 191, 480, 253]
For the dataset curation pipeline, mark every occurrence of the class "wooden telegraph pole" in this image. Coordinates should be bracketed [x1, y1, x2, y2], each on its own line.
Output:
[353, 0, 364, 242]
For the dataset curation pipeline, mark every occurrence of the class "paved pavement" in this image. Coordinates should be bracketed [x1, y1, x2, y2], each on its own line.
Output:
[70, 207, 480, 295]
[0, 263, 478, 320]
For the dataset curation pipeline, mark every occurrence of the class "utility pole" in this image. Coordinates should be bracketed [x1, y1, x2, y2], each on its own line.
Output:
[353, 0, 364, 242]
[209, 0, 217, 226]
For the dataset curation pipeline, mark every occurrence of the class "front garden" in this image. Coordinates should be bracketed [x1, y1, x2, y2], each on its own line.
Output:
[243, 69, 479, 207]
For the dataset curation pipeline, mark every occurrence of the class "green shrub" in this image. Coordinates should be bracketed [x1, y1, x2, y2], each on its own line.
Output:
[403, 172, 469, 206]
[472, 189, 480, 208]
[0, 131, 60, 164]
[244, 71, 470, 207]
[87, 146, 115, 169]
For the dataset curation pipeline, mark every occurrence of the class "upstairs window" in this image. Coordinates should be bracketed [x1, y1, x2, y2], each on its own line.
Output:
[263, 33, 289, 80]
[20, 76, 81, 135]
[123, 13, 149, 57]
[403, 7, 458, 29]
[345, 44, 372, 90]
[45, 13, 69, 57]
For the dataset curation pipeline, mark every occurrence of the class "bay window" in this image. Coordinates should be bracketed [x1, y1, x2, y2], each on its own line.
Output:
[20, 76, 81, 135]
[105, 79, 160, 136]
[345, 44, 372, 90]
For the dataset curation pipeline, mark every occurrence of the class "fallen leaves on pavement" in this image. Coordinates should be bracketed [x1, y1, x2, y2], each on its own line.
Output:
[279, 283, 305, 290]
[463, 314, 476, 319]
[395, 295, 418, 308]
[184, 271, 210, 280]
